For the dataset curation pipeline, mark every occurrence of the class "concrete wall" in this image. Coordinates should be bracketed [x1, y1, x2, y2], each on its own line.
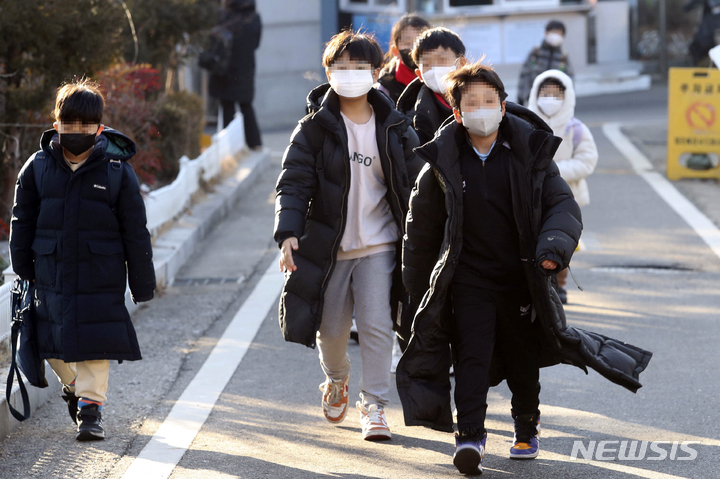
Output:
[595, 1, 630, 64]
[254, 0, 325, 130]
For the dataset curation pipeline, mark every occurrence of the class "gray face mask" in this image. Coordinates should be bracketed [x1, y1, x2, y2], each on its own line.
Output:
[461, 108, 502, 137]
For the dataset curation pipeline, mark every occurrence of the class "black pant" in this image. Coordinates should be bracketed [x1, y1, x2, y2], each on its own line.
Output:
[451, 282, 541, 436]
[221, 100, 262, 148]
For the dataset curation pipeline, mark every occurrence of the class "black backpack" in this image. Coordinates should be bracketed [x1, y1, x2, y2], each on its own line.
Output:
[198, 26, 233, 76]
[32, 151, 123, 212]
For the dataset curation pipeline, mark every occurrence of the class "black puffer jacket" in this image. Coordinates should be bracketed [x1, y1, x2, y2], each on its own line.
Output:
[397, 104, 653, 432]
[376, 70, 406, 106]
[9, 128, 156, 362]
[397, 78, 454, 146]
[273, 84, 422, 348]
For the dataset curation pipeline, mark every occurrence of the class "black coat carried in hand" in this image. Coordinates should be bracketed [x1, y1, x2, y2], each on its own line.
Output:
[208, 5, 262, 104]
[9, 128, 156, 363]
[397, 104, 653, 432]
[273, 84, 422, 348]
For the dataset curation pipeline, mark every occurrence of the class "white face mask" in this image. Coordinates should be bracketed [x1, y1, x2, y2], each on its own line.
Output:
[462, 107, 503, 137]
[537, 96, 564, 117]
[422, 66, 455, 94]
[329, 70, 374, 98]
[545, 32, 564, 48]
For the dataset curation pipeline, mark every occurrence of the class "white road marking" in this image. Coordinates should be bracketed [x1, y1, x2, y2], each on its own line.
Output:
[540, 450, 696, 479]
[602, 122, 720, 261]
[120, 253, 284, 479]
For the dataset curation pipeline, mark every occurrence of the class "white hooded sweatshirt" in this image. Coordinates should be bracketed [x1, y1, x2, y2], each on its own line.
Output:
[528, 70, 598, 207]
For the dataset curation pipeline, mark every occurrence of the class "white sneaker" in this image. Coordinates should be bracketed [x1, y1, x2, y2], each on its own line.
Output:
[319, 376, 349, 424]
[357, 402, 391, 441]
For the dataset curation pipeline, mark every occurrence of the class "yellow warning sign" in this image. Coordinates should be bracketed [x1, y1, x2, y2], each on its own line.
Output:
[667, 68, 720, 180]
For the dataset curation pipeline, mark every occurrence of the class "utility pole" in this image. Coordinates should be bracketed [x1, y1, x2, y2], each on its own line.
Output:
[659, 0, 668, 78]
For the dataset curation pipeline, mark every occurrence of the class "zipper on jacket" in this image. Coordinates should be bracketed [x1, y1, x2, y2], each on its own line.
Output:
[321, 150, 350, 290]
[481, 160, 488, 199]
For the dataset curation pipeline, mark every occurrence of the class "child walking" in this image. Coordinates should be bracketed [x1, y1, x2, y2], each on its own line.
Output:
[396, 62, 652, 475]
[375, 13, 431, 105]
[9, 79, 156, 441]
[274, 30, 421, 440]
[397, 27, 467, 145]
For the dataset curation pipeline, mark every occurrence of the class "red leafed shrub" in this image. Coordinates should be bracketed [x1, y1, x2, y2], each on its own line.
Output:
[96, 63, 163, 185]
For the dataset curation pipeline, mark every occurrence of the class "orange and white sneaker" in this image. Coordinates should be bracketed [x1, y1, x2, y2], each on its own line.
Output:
[319, 376, 349, 424]
[357, 402, 391, 441]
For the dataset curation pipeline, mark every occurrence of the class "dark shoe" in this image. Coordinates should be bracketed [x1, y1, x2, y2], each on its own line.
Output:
[558, 286, 568, 305]
[61, 386, 79, 424]
[453, 430, 486, 475]
[510, 410, 540, 459]
[76, 404, 105, 441]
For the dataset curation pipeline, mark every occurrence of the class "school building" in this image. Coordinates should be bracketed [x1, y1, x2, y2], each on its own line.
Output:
[194, 0, 649, 131]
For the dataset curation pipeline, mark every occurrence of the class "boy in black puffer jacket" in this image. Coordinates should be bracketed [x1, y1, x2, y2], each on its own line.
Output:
[397, 27, 466, 146]
[397, 62, 652, 475]
[9, 79, 156, 441]
[274, 30, 421, 442]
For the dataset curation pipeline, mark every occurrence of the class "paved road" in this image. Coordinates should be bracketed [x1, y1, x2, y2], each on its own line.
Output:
[1, 87, 719, 478]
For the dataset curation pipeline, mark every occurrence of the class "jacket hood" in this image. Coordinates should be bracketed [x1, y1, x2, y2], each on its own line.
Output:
[306, 83, 332, 115]
[527, 69, 575, 136]
[305, 82, 408, 134]
[414, 102, 558, 174]
[40, 127, 137, 162]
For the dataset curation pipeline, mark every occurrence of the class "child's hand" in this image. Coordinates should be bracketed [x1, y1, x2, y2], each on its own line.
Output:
[279, 237, 299, 272]
[541, 259, 558, 270]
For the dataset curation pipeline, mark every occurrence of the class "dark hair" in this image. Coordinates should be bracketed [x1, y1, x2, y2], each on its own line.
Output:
[538, 77, 566, 92]
[227, 0, 255, 11]
[545, 20, 566, 35]
[446, 61, 507, 111]
[390, 13, 431, 49]
[322, 29, 384, 69]
[411, 27, 465, 65]
[53, 78, 104, 124]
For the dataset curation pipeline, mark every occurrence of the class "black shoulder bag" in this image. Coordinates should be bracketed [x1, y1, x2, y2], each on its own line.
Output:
[6, 278, 47, 422]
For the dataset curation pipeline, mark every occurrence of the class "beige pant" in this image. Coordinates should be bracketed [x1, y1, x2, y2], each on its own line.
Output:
[46, 359, 110, 403]
[558, 268, 569, 288]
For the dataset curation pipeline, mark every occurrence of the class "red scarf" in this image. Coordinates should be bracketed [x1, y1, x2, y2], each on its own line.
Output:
[434, 92, 451, 110]
[395, 61, 417, 86]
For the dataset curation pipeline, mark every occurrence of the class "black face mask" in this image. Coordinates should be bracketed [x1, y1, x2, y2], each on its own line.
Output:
[399, 49, 417, 71]
[60, 132, 97, 156]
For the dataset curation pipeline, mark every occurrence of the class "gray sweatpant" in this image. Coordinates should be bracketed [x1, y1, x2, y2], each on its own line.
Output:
[317, 251, 395, 407]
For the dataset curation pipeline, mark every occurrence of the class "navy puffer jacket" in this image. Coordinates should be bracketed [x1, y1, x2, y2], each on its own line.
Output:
[9, 128, 155, 362]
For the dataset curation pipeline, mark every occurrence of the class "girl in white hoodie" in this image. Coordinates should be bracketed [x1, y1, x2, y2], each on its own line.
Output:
[528, 69, 598, 302]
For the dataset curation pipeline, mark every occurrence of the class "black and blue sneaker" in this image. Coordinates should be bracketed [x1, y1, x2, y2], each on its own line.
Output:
[76, 403, 105, 441]
[509, 410, 540, 459]
[453, 430, 486, 475]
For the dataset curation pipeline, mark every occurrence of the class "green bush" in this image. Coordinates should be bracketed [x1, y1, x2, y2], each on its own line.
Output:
[152, 91, 205, 182]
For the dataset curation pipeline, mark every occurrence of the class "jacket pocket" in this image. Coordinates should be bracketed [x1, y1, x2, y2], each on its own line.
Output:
[31, 237, 57, 288]
[88, 240, 126, 292]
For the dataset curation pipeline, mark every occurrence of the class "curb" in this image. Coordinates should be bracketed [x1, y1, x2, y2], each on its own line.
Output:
[0, 148, 271, 438]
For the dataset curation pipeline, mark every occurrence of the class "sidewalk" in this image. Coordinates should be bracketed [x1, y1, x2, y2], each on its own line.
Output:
[621, 123, 720, 230]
